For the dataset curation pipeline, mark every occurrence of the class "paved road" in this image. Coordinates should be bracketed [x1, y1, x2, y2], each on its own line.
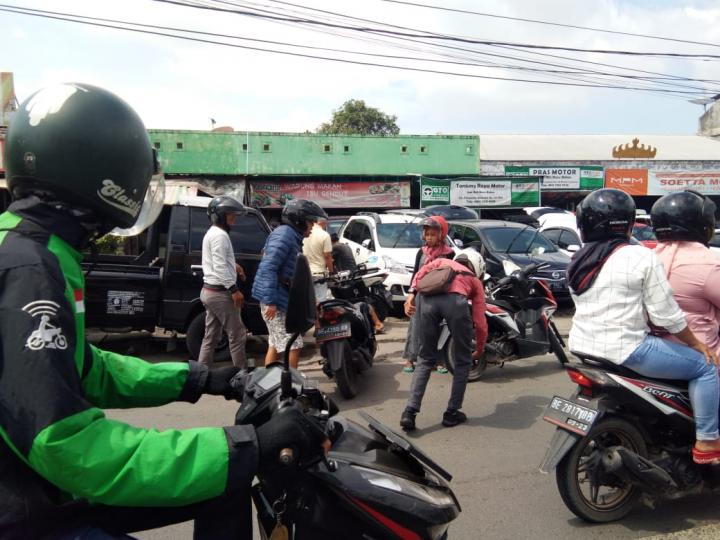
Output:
[102, 315, 720, 539]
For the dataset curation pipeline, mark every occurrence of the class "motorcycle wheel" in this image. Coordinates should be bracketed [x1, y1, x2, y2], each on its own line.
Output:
[327, 339, 358, 399]
[548, 324, 569, 366]
[368, 294, 389, 322]
[556, 417, 647, 523]
[444, 336, 486, 382]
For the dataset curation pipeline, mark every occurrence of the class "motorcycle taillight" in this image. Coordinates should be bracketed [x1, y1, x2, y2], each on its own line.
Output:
[567, 369, 594, 396]
[321, 307, 345, 324]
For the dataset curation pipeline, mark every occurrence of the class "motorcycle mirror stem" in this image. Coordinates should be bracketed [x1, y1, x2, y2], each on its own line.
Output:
[281, 332, 299, 400]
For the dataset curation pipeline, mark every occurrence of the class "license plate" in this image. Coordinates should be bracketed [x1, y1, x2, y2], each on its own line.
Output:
[543, 396, 598, 436]
[550, 279, 566, 291]
[315, 322, 351, 341]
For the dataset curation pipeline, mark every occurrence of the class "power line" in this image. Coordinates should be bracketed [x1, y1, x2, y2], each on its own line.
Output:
[0, 4, 714, 97]
[154, 0, 720, 60]
[381, 0, 720, 50]
[213, 0, 720, 95]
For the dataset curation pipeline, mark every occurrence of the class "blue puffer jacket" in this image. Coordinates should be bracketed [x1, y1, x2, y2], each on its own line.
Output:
[251, 224, 303, 312]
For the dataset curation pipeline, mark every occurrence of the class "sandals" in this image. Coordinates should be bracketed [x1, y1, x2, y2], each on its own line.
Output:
[692, 447, 720, 465]
[402, 364, 415, 373]
[436, 365, 448, 374]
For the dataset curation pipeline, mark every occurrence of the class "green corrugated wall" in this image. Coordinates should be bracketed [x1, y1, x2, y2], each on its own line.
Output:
[148, 130, 479, 176]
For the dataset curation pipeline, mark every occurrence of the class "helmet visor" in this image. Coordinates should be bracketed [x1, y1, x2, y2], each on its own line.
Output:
[109, 174, 166, 237]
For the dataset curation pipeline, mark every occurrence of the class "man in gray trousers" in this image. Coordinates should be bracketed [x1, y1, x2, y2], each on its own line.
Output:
[199, 195, 248, 367]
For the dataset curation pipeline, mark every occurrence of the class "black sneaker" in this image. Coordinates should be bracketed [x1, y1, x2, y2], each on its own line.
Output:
[400, 408, 417, 432]
[442, 410, 467, 427]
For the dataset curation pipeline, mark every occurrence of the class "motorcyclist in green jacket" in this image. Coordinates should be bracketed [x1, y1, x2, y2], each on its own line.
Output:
[0, 83, 326, 539]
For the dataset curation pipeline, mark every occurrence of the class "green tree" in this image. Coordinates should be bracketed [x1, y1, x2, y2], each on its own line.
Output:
[317, 99, 400, 136]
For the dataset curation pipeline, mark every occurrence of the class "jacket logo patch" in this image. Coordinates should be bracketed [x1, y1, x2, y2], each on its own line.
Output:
[22, 300, 68, 350]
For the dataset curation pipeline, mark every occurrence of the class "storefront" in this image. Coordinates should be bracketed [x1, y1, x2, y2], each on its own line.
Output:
[479, 135, 720, 211]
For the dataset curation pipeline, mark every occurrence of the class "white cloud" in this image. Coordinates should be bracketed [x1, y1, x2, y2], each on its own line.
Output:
[4, 0, 718, 134]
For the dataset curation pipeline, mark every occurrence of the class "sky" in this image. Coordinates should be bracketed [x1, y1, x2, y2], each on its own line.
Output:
[2, 0, 719, 136]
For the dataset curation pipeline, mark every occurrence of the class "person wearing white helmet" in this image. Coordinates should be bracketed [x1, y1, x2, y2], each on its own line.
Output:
[400, 248, 488, 431]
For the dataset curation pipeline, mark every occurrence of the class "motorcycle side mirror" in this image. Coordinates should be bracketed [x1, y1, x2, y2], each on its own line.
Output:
[285, 254, 316, 335]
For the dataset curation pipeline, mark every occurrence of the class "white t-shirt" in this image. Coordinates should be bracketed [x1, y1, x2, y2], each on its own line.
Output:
[201, 225, 237, 288]
[302, 223, 332, 274]
[569, 244, 686, 363]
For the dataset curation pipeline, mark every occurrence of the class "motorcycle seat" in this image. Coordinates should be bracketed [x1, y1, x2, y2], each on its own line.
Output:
[573, 352, 689, 390]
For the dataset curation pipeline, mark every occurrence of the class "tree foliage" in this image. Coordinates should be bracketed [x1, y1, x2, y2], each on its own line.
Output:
[317, 99, 400, 136]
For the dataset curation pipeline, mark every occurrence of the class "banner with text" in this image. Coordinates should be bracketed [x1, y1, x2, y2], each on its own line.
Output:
[420, 178, 451, 206]
[505, 165, 604, 191]
[419, 177, 539, 207]
[648, 171, 720, 196]
[605, 169, 649, 195]
[250, 180, 411, 208]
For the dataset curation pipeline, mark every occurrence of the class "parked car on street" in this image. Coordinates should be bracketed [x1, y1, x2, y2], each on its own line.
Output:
[327, 215, 351, 236]
[83, 195, 270, 361]
[339, 211, 457, 306]
[448, 219, 571, 297]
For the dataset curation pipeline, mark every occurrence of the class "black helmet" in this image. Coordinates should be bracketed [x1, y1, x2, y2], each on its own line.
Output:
[4, 83, 162, 235]
[651, 190, 716, 245]
[576, 188, 635, 242]
[208, 195, 247, 227]
[281, 199, 328, 233]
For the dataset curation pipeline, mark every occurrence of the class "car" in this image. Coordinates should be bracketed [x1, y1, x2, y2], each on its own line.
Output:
[631, 222, 658, 249]
[384, 204, 478, 221]
[326, 215, 351, 236]
[448, 219, 571, 297]
[540, 225, 582, 258]
[339, 211, 457, 305]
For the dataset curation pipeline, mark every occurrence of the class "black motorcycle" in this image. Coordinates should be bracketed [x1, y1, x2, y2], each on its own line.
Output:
[233, 254, 461, 539]
[442, 261, 568, 381]
[540, 353, 719, 522]
[315, 266, 387, 399]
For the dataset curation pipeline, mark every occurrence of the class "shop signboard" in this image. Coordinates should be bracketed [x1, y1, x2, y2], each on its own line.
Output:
[605, 169, 648, 196]
[420, 178, 450, 206]
[250, 180, 411, 208]
[420, 177, 540, 208]
[648, 171, 720, 196]
[0, 139, 4, 173]
[505, 165, 603, 191]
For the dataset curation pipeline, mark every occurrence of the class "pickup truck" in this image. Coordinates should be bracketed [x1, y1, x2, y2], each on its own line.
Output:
[82, 195, 270, 361]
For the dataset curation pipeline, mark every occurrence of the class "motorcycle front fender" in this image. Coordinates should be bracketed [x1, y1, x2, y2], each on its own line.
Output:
[539, 428, 581, 473]
[325, 339, 348, 372]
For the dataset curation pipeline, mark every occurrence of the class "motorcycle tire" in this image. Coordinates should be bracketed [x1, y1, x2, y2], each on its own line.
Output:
[368, 294, 389, 322]
[548, 324, 569, 366]
[327, 339, 359, 399]
[186, 311, 231, 363]
[556, 417, 647, 523]
[444, 336, 486, 382]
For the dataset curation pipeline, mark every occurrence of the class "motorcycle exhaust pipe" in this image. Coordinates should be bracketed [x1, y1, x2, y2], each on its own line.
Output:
[602, 447, 677, 491]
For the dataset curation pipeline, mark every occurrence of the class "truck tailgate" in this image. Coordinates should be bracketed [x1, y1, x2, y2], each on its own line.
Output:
[83, 263, 162, 331]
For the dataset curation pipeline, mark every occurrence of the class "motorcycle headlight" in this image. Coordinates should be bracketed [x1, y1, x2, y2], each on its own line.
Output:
[381, 255, 409, 275]
[502, 259, 521, 276]
[353, 465, 455, 506]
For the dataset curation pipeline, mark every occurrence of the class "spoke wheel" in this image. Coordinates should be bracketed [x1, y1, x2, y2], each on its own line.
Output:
[556, 417, 647, 523]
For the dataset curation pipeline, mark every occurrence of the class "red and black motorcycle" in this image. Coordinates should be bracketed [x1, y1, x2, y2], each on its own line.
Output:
[540, 353, 715, 522]
[441, 261, 568, 381]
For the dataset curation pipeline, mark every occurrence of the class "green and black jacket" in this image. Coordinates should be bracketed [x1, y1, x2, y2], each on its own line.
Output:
[0, 204, 258, 539]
